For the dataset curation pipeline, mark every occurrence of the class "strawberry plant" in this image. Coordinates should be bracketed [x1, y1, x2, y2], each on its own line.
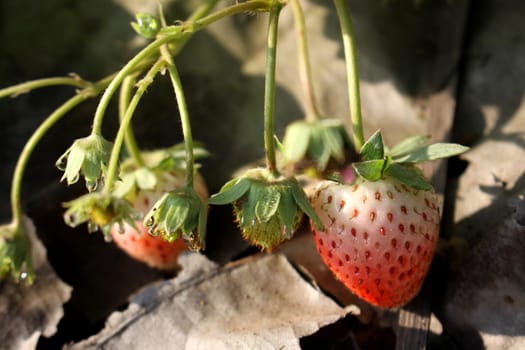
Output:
[0, 0, 468, 315]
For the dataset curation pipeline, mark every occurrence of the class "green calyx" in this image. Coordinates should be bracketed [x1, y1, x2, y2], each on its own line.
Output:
[143, 186, 207, 251]
[63, 192, 139, 240]
[131, 13, 161, 39]
[56, 134, 113, 192]
[352, 130, 469, 190]
[112, 143, 208, 200]
[0, 221, 33, 284]
[209, 168, 323, 250]
[281, 119, 349, 171]
[152, 142, 209, 172]
[113, 167, 158, 199]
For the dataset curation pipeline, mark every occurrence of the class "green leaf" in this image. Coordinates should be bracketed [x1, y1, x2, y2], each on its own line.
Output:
[112, 173, 136, 198]
[0, 222, 33, 284]
[254, 187, 281, 223]
[208, 177, 250, 205]
[282, 121, 311, 163]
[167, 142, 209, 161]
[385, 163, 433, 190]
[160, 201, 188, 239]
[181, 199, 200, 235]
[196, 200, 208, 250]
[324, 126, 345, 163]
[291, 183, 323, 230]
[352, 159, 386, 181]
[393, 143, 469, 163]
[360, 130, 384, 161]
[309, 128, 331, 169]
[389, 135, 430, 157]
[277, 190, 297, 239]
[83, 152, 103, 184]
[135, 167, 157, 190]
[239, 183, 259, 227]
[62, 146, 84, 184]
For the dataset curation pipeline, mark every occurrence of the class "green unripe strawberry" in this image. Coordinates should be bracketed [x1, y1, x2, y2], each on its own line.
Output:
[209, 168, 323, 250]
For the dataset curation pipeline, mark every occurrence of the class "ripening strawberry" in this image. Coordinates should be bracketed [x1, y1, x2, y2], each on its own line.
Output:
[111, 168, 208, 270]
[111, 220, 188, 270]
[310, 177, 441, 308]
[307, 130, 468, 307]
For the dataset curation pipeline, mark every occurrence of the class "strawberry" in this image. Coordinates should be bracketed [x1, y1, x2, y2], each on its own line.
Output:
[308, 131, 468, 307]
[310, 177, 440, 307]
[111, 220, 187, 270]
[209, 168, 323, 250]
[110, 147, 208, 270]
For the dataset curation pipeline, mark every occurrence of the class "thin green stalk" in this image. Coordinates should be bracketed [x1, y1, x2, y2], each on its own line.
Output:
[103, 60, 165, 193]
[159, 0, 273, 34]
[290, 0, 320, 121]
[0, 76, 89, 99]
[162, 47, 195, 186]
[91, 35, 177, 136]
[334, 0, 364, 151]
[10, 93, 90, 226]
[161, 0, 220, 64]
[195, 0, 273, 28]
[119, 75, 145, 167]
[93, 0, 272, 137]
[187, 0, 220, 22]
[157, 1, 168, 27]
[264, 3, 283, 176]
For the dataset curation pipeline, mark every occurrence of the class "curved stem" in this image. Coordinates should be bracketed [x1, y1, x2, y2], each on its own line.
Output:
[119, 75, 145, 167]
[103, 60, 165, 193]
[187, 0, 220, 22]
[334, 0, 364, 151]
[161, 0, 220, 65]
[91, 35, 177, 136]
[162, 47, 195, 187]
[264, 3, 283, 177]
[160, 0, 273, 35]
[290, 0, 320, 122]
[93, 0, 272, 137]
[0, 76, 89, 99]
[157, 1, 168, 27]
[10, 93, 90, 226]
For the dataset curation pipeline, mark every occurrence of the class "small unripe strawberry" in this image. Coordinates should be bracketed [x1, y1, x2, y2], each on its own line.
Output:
[111, 220, 187, 270]
[110, 171, 208, 269]
[209, 168, 323, 251]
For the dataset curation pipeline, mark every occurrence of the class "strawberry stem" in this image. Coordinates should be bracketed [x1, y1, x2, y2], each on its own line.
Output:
[186, 0, 220, 22]
[334, 0, 365, 151]
[290, 0, 320, 122]
[0, 76, 90, 99]
[187, 0, 274, 31]
[119, 74, 145, 167]
[264, 2, 283, 177]
[91, 0, 272, 139]
[10, 93, 92, 226]
[162, 47, 195, 187]
[115, 1, 223, 169]
[91, 37, 173, 137]
[103, 59, 165, 193]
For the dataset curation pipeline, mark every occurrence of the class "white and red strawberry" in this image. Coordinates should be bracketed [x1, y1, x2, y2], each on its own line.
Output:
[310, 177, 440, 308]
[111, 168, 208, 270]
